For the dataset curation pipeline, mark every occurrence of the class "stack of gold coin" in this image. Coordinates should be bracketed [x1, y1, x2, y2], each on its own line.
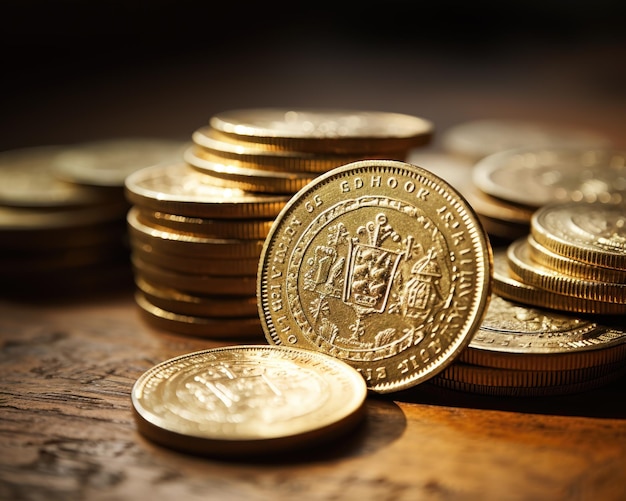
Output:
[184, 108, 434, 195]
[124, 161, 290, 338]
[0, 139, 187, 299]
[493, 201, 626, 316]
[430, 293, 626, 396]
[434, 122, 616, 242]
[124, 108, 434, 337]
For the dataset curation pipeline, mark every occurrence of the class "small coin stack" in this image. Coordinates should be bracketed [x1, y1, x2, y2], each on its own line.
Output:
[430, 293, 626, 397]
[125, 108, 434, 338]
[0, 139, 185, 299]
[184, 108, 434, 195]
[432, 120, 615, 243]
[494, 201, 626, 316]
[124, 162, 290, 339]
[428, 173, 626, 396]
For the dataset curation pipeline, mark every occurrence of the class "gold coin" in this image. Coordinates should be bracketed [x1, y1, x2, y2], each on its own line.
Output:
[0, 145, 113, 208]
[124, 162, 289, 219]
[441, 118, 612, 162]
[138, 209, 274, 240]
[428, 368, 625, 397]
[437, 359, 625, 387]
[208, 108, 434, 154]
[135, 291, 264, 339]
[460, 294, 626, 371]
[131, 344, 368, 457]
[132, 255, 257, 296]
[51, 137, 188, 187]
[185, 149, 317, 194]
[127, 207, 264, 259]
[507, 237, 626, 304]
[129, 240, 259, 276]
[407, 151, 533, 234]
[527, 234, 626, 283]
[492, 247, 626, 314]
[135, 276, 258, 317]
[531, 200, 626, 271]
[472, 147, 626, 208]
[257, 159, 492, 393]
[192, 128, 408, 174]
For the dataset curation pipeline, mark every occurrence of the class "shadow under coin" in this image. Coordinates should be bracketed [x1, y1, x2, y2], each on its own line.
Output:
[388, 373, 626, 419]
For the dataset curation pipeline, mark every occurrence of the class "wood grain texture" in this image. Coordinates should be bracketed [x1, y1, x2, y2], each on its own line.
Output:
[1, 285, 625, 501]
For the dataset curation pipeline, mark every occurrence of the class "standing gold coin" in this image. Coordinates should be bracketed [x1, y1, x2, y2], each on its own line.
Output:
[131, 345, 368, 457]
[257, 159, 492, 393]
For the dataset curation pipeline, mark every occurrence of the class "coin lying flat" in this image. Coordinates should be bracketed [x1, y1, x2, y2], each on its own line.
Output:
[131, 344, 368, 457]
[124, 162, 289, 219]
[460, 294, 626, 371]
[135, 276, 258, 317]
[0, 145, 111, 207]
[441, 119, 612, 162]
[531, 201, 626, 271]
[209, 108, 434, 154]
[192, 128, 407, 174]
[429, 368, 625, 397]
[127, 206, 264, 259]
[527, 234, 626, 283]
[492, 247, 626, 315]
[507, 237, 626, 304]
[135, 291, 264, 339]
[185, 149, 318, 194]
[257, 159, 492, 393]
[472, 147, 626, 208]
[51, 137, 188, 187]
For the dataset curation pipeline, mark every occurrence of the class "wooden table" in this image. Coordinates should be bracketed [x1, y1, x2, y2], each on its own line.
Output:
[1, 280, 626, 501]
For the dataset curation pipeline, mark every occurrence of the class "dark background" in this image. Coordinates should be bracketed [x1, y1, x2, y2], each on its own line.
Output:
[2, 0, 625, 151]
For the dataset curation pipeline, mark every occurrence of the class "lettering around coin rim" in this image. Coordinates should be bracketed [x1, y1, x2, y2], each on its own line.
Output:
[257, 159, 493, 393]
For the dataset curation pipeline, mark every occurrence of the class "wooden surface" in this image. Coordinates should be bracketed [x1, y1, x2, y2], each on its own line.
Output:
[2, 6, 626, 499]
[1, 282, 626, 501]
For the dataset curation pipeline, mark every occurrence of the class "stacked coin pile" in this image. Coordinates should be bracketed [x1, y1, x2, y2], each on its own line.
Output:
[429, 293, 626, 396]
[493, 201, 626, 316]
[426, 120, 616, 243]
[124, 162, 290, 339]
[0, 139, 185, 299]
[125, 108, 435, 338]
[184, 108, 434, 195]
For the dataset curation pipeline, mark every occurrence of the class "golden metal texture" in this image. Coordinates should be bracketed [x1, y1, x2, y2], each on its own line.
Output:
[208, 108, 434, 154]
[257, 159, 492, 393]
[131, 344, 368, 457]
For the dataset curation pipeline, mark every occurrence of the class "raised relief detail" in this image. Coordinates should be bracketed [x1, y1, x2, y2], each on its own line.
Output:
[293, 199, 454, 361]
